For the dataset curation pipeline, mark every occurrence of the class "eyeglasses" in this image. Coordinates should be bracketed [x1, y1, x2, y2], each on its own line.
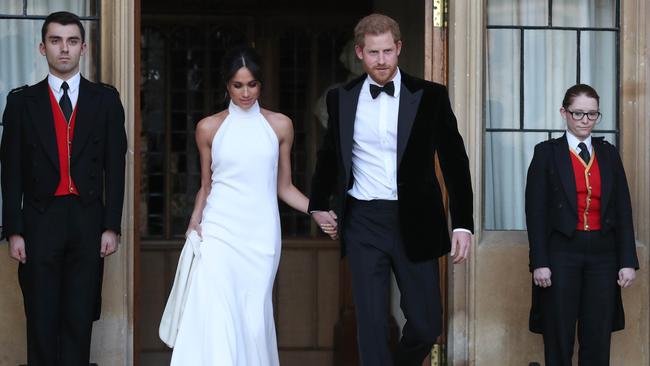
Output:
[566, 110, 601, 121]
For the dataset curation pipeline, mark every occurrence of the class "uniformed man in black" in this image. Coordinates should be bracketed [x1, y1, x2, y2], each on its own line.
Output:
[1, 11, 126, 366]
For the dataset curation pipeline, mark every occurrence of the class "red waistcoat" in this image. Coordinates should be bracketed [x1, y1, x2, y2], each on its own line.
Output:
[570, 150, 601, 231]
[48, 87, 79, 196]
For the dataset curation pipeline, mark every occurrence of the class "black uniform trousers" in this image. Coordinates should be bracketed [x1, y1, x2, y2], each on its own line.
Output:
[18, 196, 103, 366]
[343, 197, 442, 366]
[540, 230, 618, 366]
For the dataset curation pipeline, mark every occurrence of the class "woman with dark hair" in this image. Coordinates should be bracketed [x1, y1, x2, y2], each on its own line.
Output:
[526, 84, 639, 365]
[218, 46, 265, 109]
[165, 46, 336, 365]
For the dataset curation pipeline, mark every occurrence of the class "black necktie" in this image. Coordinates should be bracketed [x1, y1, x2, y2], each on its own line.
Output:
[578, 142, 590, 164]
[369, 81, 395, 99]
[59, 81, 73, 122]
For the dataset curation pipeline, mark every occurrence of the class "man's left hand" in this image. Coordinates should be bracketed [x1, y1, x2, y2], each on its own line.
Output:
[450, 231, 471, 264]
[100, 230, 119, 258]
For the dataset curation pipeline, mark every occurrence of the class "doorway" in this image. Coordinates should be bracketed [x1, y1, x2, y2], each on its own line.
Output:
[136, 1, 440, 365]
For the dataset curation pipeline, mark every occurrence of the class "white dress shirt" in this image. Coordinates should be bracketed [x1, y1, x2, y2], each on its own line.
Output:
[348, 70, 401, 200]
[48, 72, 81, 109]
[566, 130, 593, 157]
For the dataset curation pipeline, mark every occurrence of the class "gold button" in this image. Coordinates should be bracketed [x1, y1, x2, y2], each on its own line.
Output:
[69, 187, 73, 192]
[588, 172, 591, 176]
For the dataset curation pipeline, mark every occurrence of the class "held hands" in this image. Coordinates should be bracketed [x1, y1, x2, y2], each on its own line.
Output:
[450, 231, 471, 264]
[311, 210, 338, 240]
[533, 267, 552, 288]
[100, 230, 120, 257]
[8, 234, 27, 264]
[618, 267, 636, 288]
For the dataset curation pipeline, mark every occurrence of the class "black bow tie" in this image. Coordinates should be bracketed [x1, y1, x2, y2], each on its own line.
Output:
[369, 81, 395, 99]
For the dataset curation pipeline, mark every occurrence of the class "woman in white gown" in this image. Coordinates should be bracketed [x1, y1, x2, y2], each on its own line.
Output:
[168, 47, 336, 365]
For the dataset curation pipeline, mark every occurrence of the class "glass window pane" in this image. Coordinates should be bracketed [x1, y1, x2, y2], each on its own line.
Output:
[487, 0, 547, 26]
[146, 215, 163, 237]
[486, 29, 520, 129]
[580, 31, 616, 130]
[0, 1, 24, 14]
[552, 0, 615, 28]
[28, 0, 97, 16]
[171, 193, 192, 216]
[523, 30, 577, 130]
[484, 131, 547, 230]
[0, 19, 47, 114]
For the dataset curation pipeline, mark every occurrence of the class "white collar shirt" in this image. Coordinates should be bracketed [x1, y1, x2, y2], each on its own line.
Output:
[48, 72, 81, 109]
[566, 130, 593, 156]
[348, 70, 401, 201]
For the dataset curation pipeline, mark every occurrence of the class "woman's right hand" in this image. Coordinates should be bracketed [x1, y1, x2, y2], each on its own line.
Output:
[311, 210, 338, 240]
[533, 267, 552, 288]
[186, 220, 202, 239]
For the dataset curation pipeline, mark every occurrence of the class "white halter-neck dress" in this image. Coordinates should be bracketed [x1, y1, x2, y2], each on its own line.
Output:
[170, 101, 281, 366]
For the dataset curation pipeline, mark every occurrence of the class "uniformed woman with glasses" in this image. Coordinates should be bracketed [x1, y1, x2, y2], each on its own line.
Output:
[525, 84, 639, 365]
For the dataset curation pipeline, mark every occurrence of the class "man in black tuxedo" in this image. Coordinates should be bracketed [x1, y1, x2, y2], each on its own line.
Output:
[1, 11, 126, 366]
[309, 13, 474, 366]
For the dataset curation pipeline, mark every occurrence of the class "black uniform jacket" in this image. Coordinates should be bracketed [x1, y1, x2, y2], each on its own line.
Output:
[525, 135, 639, 333]
[1, 77, 127, 239]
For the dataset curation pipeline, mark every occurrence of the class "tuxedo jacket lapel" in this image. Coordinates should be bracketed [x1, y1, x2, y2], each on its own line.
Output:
[27, 78, 59, 170]
[554, 135, 577, 214]
[71, 77, 99, 162]
[339, 78, 363, 182]
[396, 75, 422, 167]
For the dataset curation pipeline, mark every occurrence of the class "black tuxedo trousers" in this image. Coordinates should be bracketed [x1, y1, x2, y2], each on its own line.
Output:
[344, 197, 441, 366]
[19, 196, 103, 366]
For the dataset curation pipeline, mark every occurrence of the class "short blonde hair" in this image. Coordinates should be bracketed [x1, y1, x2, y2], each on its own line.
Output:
[354, 13, 401, 48]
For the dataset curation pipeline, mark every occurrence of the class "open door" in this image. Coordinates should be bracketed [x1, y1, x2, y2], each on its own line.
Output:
[133, 0, 142, 365]
[426, 0, 450, 365]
